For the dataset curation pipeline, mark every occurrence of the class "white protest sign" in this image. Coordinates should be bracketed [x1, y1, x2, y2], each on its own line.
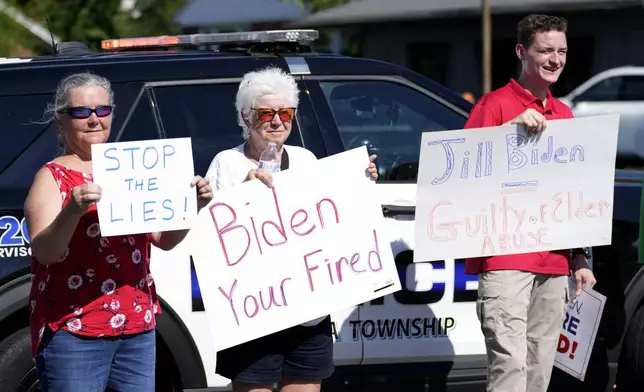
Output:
[190, 146, 401, 351]
[414, 114, 619, 262]
[554, 277, 606, 380]
[92, 137, 197, 237]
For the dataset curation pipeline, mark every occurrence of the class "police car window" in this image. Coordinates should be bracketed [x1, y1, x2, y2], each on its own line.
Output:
[0, 83, 153, 196]
[152, 83, 304, 175]
[619, 76, 644, 101]
[319, 81, 465, 182]
[115, 89, 158, 142]
[0, 94, 52, 174]
[0, 124, 57, 202]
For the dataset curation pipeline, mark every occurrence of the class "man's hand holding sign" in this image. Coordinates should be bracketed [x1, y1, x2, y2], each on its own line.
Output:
[555, 276, 606, 381]
[414, 114, 618, 263]
[190, 146, 401, 351]
[505, 106, 598, 297]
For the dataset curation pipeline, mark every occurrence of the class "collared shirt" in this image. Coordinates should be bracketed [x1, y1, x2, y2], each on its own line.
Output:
[463, 78, 573, 276]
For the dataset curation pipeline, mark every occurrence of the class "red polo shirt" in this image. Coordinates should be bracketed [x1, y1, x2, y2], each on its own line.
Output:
[463, 78, 573, 276]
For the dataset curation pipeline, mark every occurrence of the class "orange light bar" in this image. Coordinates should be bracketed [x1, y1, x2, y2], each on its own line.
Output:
[100, 30, 319, 52]
[101, 36, 180, 50]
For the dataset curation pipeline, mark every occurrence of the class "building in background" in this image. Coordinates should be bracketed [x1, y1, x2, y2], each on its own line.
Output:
[174, 0, 309, 33]
[290, 0, 644, 98]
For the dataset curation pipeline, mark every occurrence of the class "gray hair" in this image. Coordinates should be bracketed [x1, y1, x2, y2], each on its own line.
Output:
[42, 72, 114, 156]
[236, 66, 299, 139]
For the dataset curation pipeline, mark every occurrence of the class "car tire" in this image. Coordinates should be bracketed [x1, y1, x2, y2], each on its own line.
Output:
[616, 302, 644, 389]
[0, 326, 40, 391]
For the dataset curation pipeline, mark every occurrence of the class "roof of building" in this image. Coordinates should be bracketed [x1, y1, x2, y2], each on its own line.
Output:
[289, 0, 644, 28]
[175, 0, 309, 28]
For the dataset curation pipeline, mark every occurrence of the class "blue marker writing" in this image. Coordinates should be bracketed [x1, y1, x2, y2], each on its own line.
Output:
[123, 147, 141, 170]
[428, 138, 464, 185]
[104, 148, 120, 171]
[143, 201, 156, 222]
[430, 138, 493, 184]
[162, 145, 175, 168]
[110, 203, 123, 223]
[162, 199, 174, 221]
[506, 134, 585, 172]
[148, 177, 158, 191]
[143, 147, 159, 169]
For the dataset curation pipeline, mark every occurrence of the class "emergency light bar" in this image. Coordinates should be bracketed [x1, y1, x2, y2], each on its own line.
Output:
[101, 29, 319, 51]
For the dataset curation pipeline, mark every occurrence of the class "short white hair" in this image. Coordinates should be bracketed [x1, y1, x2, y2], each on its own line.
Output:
[236, 66, 299, 139]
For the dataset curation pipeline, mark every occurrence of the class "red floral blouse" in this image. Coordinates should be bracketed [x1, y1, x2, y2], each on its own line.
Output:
[29, 162, 161, 357]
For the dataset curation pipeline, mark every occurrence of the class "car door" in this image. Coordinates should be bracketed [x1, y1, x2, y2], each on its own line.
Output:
[567, 74, 644, 162]
[303, 75, 488, 385]
[0, 94, 52, 283]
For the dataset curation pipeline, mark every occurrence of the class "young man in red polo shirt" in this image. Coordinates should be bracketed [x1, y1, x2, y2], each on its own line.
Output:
[465, 14, 597, 392]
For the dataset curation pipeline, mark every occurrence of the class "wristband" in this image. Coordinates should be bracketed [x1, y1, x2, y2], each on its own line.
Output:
[571, 247, 590, 260]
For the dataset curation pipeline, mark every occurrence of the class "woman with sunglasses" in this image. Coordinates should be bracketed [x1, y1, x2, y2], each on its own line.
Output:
[206, 66, 377, 392]
[24, 72, 213, 392]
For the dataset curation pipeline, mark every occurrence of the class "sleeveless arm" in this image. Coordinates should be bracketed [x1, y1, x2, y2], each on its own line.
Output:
[24, 167, 83, 265]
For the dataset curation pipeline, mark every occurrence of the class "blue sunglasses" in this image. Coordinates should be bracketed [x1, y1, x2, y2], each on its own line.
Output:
[58, 105, 114, 119]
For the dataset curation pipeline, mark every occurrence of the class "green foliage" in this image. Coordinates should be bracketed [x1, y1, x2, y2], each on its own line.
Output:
[115, 0, 189, 38]
[307, 0, 350, 13]
[0, 0, 188, 56]
[0, 11, 42, 56]
[282, 0, 350, 13]
[0, 0, 346, 56]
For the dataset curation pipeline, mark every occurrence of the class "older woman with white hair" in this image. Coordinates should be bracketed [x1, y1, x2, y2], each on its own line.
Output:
[206, 66, 377, 392]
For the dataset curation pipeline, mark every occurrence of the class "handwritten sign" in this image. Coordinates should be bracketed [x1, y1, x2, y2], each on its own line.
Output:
[189, 146, 401, 351]
[414, 114, 619, 262]
[92, 137, 197, 237]
[554, 277, 606, 380]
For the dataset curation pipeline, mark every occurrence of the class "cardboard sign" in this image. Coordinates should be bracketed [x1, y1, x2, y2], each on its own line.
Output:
[554, 277, 606, 380]
[190, 146, 401, 351]
[92, 137, 197, 237]
[414, 114, 619, 262]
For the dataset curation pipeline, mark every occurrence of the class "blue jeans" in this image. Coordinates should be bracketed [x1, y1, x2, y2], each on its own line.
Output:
[35, 328, 156, 392]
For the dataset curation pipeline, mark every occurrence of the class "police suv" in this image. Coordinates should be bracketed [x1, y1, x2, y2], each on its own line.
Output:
[0, 30, 641, 392]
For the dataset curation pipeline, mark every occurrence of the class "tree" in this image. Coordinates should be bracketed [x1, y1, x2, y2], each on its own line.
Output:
[0, 12, 41, 56]
[112, 0, 188, 39]
[282, 0, 350, 13]
[0, 0, 188, 55]
[307, 0, 350, 13]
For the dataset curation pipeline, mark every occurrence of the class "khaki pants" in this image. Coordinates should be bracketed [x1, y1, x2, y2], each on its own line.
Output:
[476, 270, 568, 392]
